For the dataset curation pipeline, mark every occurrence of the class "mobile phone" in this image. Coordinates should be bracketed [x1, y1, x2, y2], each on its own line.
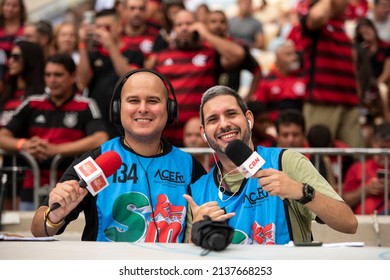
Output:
[192, 31, 200, 42]
[294, 241, 323, 247]
[83, 10, 95, 25]
[377, 169, 387, 179]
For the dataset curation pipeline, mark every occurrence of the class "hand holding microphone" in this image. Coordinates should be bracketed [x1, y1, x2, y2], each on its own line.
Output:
[50, 151, 122, 211]
[48, 180, 88, 221]
[225, 140, 302, 200]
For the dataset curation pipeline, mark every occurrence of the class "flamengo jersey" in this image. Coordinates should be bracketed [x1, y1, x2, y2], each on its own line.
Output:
[301, 17, 359, 106]
[190, 146, 291, 245]
[0, 26, 24, 56]
[254, 67, 306, 122]
[122, 24, 160, 58]
[95, 138, 195, 242]
[154, 46, 220, 146]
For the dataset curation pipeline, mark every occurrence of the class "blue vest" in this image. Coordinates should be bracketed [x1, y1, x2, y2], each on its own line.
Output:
[191, 146, 290, 244]
[95, 138, 193, 242]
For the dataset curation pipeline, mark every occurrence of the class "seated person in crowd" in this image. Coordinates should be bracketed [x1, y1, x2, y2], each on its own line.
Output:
[0, 54, 109, 210]
[343, 122, 390, 215]
[275, 109, 308, 149]
[184, 85, 357, 244]
[30, 69, 206, 241]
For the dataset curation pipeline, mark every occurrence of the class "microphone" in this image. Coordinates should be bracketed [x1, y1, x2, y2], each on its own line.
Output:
[225, 139, 265, 178]
[50, 151, 122, 211]
[225, 140, 285, 201]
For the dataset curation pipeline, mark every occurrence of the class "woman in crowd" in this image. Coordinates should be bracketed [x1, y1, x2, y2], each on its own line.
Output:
[0, 0, 26, 56]
[52, 21, 79, 65]
[0, 40, 45, 126]
[355, 17, 390, 86]
[0, 40, 45, 210]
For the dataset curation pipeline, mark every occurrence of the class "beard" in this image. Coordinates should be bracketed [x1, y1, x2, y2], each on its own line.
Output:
[206, 126, 252, 154]
[175, 32, 201, 50]
[288, 61, 301, 72]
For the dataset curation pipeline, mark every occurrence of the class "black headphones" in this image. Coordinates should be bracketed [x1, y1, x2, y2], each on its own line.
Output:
[109, 68, 179, 127]
[191, 216, 234, 252]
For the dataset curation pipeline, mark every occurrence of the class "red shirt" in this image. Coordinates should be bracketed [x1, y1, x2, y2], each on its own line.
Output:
[344, 0, 368, 20]
[0, 26, 24, 56]
[122, 24, 160, 58]
[343, 159, 390, 214]
[254, 66, 306, 122]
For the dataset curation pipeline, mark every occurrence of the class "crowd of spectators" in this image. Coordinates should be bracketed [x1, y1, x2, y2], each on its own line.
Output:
[0, 0, 389, 214]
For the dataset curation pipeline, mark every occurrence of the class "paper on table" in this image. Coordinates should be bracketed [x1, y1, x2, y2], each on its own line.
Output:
[322, 242, 365, 247]
[0, 234, 58, 241]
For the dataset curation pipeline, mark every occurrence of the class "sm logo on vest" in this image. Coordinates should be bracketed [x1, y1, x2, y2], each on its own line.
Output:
[231, 222, 276, 245]
[104, 192, 185, 242]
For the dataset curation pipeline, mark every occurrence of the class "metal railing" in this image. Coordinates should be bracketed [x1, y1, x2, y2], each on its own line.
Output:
[1, 147, 389, 214]
[0, 149, 41, 209]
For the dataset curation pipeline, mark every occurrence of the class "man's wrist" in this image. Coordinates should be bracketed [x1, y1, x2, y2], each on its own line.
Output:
[16, 138, 27, 150]
[78, 42, 87, 49]
[44, 207, 65, 228]
[295, 183, 316, 205]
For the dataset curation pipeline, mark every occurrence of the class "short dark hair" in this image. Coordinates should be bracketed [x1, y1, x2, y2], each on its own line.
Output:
[96, 8, 118, 19]
[33, 20, 53, 42]
[46, 53, 76, 74]
[275, 109, 305, 133]
[200, 85, 248, 125]
[307, 124, 332, 147]
[246, 101, 268, 118]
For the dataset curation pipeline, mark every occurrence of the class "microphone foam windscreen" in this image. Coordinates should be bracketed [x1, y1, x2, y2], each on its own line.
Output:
[95, 150, 122, 177]
[225, 139, 253, 167]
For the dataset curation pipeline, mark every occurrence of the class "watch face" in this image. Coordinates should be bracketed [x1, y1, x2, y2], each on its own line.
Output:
[297, 184, 315, 204]
[304, 184, 315, 199]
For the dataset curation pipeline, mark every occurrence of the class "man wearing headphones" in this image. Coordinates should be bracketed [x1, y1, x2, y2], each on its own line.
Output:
[184, 85, 358, 244]
[31, 69, 206, 242]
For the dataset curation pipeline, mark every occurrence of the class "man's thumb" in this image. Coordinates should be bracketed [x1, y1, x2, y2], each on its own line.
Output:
[183, 194, 198, 210]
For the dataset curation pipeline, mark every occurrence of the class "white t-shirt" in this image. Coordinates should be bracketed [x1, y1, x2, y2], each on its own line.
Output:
[367, 11, 390, 43]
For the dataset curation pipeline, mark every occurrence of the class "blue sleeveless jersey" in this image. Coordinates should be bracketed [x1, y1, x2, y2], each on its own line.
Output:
[191, 146, 291, 245]
[95, 138, 193, 242]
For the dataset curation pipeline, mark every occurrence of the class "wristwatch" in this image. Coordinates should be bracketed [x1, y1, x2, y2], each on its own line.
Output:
[296, 183, 315, 205]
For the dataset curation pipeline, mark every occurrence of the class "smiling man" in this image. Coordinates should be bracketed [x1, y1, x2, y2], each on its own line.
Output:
[184, 85, 358, 245]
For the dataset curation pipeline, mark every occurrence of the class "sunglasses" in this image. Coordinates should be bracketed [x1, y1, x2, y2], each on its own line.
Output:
[9, 53, 22, 61]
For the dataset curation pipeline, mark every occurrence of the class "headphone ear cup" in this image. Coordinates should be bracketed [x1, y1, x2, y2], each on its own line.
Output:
[166, 98, 178, 125]
[111, 100, 121, 125]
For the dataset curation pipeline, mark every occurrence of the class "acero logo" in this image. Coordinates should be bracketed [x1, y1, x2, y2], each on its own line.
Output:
[154, 169, 185, 183]
[243, 187, 268, 205]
